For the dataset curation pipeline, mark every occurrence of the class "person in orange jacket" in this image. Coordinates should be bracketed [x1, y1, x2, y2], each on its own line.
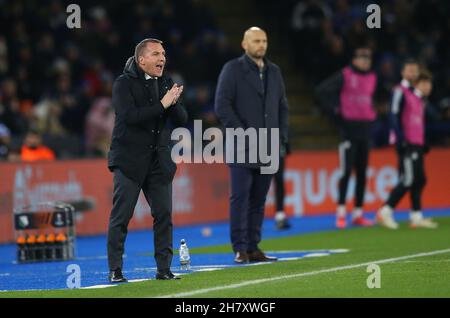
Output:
[21, 130, 55, 162]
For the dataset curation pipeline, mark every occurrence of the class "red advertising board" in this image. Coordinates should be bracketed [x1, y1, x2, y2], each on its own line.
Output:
[265, 148, 450, 216]
[1, 148, 449, 243]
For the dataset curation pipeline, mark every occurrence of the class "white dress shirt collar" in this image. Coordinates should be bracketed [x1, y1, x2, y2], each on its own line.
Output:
[400, 79, 410, 88]
[144, 73, 158, 80]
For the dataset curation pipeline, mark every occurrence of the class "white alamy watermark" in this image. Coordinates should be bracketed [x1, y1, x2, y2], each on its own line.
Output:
[171, 120, 280, 174]
[66, 4, 81, 29]
[66, 264, 81, 289]
[366, 264, 381, 288]
[366, 4, 381, 29]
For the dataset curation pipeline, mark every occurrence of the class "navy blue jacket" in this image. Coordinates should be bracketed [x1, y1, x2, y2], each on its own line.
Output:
[214, 54, 289, 167]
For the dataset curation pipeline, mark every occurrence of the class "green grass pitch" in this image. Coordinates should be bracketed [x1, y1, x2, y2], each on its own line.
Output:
[2, 217, 450, 298]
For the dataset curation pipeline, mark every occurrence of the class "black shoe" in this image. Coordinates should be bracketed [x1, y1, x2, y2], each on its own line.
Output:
[248, 250, 278, 262]
[156, 271, 181, 280]
[234, 251, 249, 264]
[276, 219, 292, 230]
[108, 268, 128, 283]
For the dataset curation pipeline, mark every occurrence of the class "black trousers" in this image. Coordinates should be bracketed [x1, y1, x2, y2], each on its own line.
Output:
[386, 146, 426, 211]
[107, 157, 173, 272]
[338, 139, 370, 207]
[274, 156, 285, 211]
[229, 166, 273, 253]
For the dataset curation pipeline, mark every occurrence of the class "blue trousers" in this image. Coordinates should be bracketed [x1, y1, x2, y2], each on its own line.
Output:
[229, 166, 273, 253]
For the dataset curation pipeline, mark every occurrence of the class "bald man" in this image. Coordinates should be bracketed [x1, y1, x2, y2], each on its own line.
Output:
[215, 27, 289, 263]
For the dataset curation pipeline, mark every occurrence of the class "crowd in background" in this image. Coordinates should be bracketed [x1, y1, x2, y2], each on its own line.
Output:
[279, 0, 450, 146]
[0, 0, 234, 160]
[1, 0, 450, 162]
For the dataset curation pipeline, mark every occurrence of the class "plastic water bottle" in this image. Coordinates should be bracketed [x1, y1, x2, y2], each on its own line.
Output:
[179, 239, 191, 270]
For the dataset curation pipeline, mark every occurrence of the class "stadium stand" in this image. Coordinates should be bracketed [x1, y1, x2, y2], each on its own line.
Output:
[1, 0, 449, 160]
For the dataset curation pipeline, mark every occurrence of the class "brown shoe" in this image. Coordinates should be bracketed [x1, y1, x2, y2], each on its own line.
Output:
[248, 250, 278, 262]
[234, 251, 249, 264]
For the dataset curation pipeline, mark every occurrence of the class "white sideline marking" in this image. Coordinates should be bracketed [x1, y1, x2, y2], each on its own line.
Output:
[81, 284, 117, 289]
[196, 268, 224, 272]
[399, 259, 450, 263]
[128, 279, 151, 283]
[303, 253, 330, 258]
[155, 248, 450, 298]
[266, 249, 349, 254]
[330, 249, 350, 253]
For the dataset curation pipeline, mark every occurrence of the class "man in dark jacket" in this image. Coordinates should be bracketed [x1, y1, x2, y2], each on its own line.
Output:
[215, 27, 289, 264]
[107, 38, 188, 282]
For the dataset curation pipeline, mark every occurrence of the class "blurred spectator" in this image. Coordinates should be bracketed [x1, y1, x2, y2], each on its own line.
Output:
[0, 0, 233, 158]
[32, 99, 67, 136]
[0, 123, 11, 160]
[376, 53, 398, 107]
[85, 97, 114, 157]
[184, 83, 217, 134]
[7, 147, 22, 162]
[320, 33, 347, 78]
[290, 0, 332, 79]
[194, 84, 217, 128]
[0, 37, 8, 80]
[0, 78, 28, 135]
[21, 130, 56, 162]
[1, 0, 449, 154]
[281, 0, 450, 147]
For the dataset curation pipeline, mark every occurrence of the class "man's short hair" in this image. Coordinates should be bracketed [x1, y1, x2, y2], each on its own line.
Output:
[416, 68, 433, 83]
[401, 58, 419, 69]
[352, 46, 372, 59]
[134, 38, 163, 63]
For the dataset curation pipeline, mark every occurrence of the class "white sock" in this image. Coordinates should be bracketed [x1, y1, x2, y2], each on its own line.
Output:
[410, 211, 423, 224]
[275, 211, 286, 222]
[352, 208, 363, 220]
[337, 205, 346, 218]
[380, 205, 393, 216]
